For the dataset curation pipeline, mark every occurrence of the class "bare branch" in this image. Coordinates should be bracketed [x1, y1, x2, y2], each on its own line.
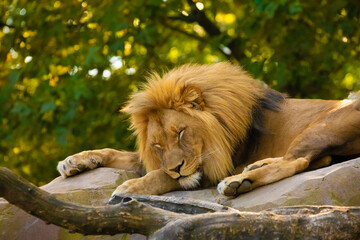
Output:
[152, 206, 360, 239]
[169, 3, 220, 37]
[159, 18, 205, 41]
[167, 1, 245, 61]
[0, 22, 15, 28]
[0, 167, 178, 235]
[1, 166, 360, 239]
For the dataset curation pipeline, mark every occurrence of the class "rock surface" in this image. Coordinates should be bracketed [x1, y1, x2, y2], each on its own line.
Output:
[0, 168, 141, 240]
[165, 158, 360, 211]
[1, 158, 360, 240]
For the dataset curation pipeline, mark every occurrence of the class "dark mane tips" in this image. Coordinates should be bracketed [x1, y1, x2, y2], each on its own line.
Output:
[260, 88, 286, 111]
[252, 88, 285, 133]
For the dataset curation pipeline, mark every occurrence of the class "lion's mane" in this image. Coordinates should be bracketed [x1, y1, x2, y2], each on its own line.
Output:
[123, 62, 272, 184]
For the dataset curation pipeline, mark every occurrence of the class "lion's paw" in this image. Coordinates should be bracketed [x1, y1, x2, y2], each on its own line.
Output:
[110, 178, 145, 198]
[57, 151, 101, 178]
[217, 176, 253, 197]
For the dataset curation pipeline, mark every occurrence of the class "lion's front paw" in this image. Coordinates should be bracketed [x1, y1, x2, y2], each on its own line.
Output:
[57, 151, 102, 178]
[110, 178, 145, 198]
[217, 176, 253, 197]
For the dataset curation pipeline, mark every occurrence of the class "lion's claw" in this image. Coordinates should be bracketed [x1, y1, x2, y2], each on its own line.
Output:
[57, 152, 101, 178]
[217, 178, 253, 196]
[110, 178, 141, 198]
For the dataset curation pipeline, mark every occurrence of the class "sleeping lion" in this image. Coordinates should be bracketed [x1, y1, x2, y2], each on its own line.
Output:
[57, 62, 360, 198]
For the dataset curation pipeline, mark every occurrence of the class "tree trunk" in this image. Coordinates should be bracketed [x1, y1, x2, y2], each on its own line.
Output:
[1, 167, 359, 239]
[152, 206, 360, 239]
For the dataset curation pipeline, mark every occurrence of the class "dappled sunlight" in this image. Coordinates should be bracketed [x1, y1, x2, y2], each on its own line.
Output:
[0, 0, 359, 185]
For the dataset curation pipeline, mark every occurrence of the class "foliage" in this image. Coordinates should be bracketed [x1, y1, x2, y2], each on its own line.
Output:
[0, 0, 359, 185]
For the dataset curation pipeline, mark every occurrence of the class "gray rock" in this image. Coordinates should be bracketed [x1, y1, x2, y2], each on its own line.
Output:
[1, 158, 360, 240]
[0, 168, 141, 240]
[165, 158, 360, 211]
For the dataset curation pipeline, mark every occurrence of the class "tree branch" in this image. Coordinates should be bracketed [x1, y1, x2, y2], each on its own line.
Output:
[185, 0, 221, 37]
[0, 167, 178, 235]
[168, 2, 220, 37]
[152, 206, 360, 239]
[1, 166, 360, 239]
[167, 0, 245, 61]
[159, 18, 205, 42]
[0, 22, 15, 28]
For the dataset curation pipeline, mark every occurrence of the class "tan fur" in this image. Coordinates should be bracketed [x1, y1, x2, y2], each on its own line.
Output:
[349, 91, 360, 110]
[57, 62, 360, 198]
[122, 63, 266, 184]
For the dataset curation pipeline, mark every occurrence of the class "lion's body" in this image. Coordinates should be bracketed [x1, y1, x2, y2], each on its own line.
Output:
[233, 98, 359, 172]
[57, 63, 360, 198]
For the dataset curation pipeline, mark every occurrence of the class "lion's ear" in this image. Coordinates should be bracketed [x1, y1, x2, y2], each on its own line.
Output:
[179, 86, 204, 110]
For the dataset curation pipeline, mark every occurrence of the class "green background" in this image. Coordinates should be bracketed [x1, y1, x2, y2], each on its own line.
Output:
[1, 0, 359, 185]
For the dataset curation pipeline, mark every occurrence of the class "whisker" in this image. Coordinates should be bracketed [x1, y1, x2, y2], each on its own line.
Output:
[198, 149, 220, 160]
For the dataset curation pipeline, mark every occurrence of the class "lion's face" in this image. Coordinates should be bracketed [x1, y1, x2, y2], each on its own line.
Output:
[147, 109, 205, 189]
[124, 63, 265, 188]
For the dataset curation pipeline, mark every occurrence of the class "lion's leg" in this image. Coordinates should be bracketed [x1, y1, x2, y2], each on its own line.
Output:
[307, 156, 332, 171]
[57, 149, 142, 178]
[218, 156, 331, 196]
[219, 104, 360, 197]
[283, 102, 360, 162]
[241, 155, 332, 173]
[218, 157, 309, 196]
[111, 169, 181, 196]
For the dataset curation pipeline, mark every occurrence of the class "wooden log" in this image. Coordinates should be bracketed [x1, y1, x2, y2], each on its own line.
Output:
[152, 206, 360, 239]
[0, 167, 179, 235]
[1, 166, 360, 239]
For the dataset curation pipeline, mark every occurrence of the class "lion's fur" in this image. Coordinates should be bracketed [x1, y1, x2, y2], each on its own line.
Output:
[122, 62, 269, 184]
[58, 62, 360, 196]
[349, 91, 360, 110]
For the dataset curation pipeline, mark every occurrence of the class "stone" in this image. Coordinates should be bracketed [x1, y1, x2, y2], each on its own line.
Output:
[0, 168, 141, 240]
[165, 158, 360, 211]
[1, 158, 360, 239]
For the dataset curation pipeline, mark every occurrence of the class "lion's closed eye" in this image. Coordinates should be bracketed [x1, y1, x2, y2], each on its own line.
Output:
[152, 143, 162, 151]
[178, 129, 185, 141]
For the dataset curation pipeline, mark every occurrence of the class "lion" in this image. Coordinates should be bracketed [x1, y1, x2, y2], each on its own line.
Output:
[57, 62, 360, 198]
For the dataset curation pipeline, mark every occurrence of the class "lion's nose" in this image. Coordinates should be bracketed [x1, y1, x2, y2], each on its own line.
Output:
[169, 160, 185, 174]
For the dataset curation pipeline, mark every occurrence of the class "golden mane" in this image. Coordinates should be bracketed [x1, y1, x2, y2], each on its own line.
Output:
[122, 62, 267, 183]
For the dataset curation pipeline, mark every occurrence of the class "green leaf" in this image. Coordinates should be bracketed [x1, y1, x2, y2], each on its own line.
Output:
[289, 1, 302, 14]
[11, 102, 32, 117]
[40, 101, 56, 114]
[85, 46, 101, 66]
[56, 127, 68, 145]
[149, 0, 163, 6]
[264, 3, 278, 18]
[9, 71, 21, 86]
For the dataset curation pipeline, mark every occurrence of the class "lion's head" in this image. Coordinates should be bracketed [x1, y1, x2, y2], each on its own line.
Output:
[122, 62, 266, 188]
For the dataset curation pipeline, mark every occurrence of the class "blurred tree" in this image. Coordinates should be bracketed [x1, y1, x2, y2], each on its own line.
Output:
[0, 0, 359, 185]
